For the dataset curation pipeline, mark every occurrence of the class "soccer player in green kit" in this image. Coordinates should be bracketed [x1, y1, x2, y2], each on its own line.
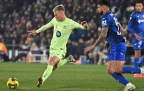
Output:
[28, 4, 89, 87]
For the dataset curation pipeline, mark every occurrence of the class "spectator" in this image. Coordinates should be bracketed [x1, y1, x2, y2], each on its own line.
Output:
[0, 38, 10, 62]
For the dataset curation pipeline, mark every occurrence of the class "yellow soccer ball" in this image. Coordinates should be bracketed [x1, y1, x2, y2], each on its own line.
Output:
[7, 77, 19, 89]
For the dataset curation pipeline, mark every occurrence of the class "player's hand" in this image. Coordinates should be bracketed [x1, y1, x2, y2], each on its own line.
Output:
[104, 42, 110, 50]
[81, 21, 88, 27]
[27, 30, 37, 35]
[84, 45, 95, 52]
[134, 33, 141, 41]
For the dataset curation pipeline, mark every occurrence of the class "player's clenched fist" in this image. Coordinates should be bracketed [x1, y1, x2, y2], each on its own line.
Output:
[27, 30, 37, 35]
[81, 21, 88, 27]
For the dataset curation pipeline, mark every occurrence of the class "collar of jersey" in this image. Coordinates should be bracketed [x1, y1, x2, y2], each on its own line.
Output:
[103, 11, 111, 18]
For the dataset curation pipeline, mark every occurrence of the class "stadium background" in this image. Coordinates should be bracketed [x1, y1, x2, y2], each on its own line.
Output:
[0, 0, 144, 64]
[1, 0, 144, 91]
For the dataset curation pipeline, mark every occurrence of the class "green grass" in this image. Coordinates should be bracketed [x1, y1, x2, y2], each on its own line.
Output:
[0, 63, 144, 91]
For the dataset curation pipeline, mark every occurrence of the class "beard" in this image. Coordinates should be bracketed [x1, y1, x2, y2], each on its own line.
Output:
[99, 11, 103, 15]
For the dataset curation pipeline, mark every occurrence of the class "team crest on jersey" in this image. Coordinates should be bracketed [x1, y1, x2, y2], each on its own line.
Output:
[102, 20, 107, 26]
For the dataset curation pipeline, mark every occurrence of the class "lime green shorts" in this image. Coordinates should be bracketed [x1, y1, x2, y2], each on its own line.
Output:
[49, 47, 66, 59]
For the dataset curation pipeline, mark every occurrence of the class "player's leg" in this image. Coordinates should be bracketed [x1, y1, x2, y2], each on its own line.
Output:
[107, 52, 130, 86]
[42, 56, 59, 82]
[107, 61, 130, 86]
[134, 50, 141, 68]
[139, 41, 144, 67]
[121, 49, 143, 75]
[56, 49, 76, 68]
[57, 55, 76, 68]
[132, 40, 141, 68]
[122, 66, 144, 74]
[132, 41, 144, 77]
[37, 56, 59, 87]
[107, 45, 135, 91]
[139, 56, 144, 67]
[114, 61, 136, 91]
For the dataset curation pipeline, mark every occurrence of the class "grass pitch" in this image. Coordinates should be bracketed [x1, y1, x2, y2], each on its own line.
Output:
[0, 62, 144, 91]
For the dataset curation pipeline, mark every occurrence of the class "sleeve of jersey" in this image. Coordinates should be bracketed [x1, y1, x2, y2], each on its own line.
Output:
[101, 19, 109, 28]
[128, 14, 135, 35]
[36, 18, 54, 33]
[72, 21, 88, 30]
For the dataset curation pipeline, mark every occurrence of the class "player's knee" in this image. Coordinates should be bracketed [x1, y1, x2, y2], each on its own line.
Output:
[48, 60, 55, 66]
[135, 53, 141, 58]
[135, 51, 141, 57]
[135, 55, 141, 58]
[115, 68, 122, 73]
[107, 68, 115, 75]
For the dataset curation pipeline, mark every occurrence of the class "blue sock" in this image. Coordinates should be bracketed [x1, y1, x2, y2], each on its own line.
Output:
[111, 72, 129, 86]
[122, 67, 141, 74]
[139, 56, 144, 67]
[134, 57, 140, 68]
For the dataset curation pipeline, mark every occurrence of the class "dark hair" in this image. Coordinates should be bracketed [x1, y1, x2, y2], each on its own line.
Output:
[136, 0, 143, 4]
[53, 4, 65, 12]
[98, 0, 110, 7]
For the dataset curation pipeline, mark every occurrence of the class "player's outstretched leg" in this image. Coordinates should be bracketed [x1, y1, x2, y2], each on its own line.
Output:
[37, 65, 53, 87]
[37, 56, 59, 87]
[57, 55, 76, 68]
[108, 61, 136, 91]
[123, 67, 144, 75]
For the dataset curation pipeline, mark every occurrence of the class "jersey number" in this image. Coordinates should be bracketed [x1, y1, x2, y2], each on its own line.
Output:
[114, 17, 121, 35]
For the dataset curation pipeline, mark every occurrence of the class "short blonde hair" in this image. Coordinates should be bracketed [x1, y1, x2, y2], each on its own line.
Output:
[53, 4, 65, 12]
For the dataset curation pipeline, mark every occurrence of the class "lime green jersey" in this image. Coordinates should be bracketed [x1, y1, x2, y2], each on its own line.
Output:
[36, 17, 87, 50]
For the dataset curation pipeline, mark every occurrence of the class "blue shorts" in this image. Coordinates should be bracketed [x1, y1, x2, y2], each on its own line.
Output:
[107, 42, 126, 61]
[132, 39, 144, 50]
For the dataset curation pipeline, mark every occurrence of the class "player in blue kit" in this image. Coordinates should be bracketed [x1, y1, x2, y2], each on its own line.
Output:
[128, 0, 144, 78]
[85, 0, 144, 91]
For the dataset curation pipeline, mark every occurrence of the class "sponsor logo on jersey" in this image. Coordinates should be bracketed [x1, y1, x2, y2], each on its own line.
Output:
[56, 31, 61, 37]
[102, 20, 107, 26]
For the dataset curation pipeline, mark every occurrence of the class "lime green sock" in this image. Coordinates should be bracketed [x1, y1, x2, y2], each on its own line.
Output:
[42, 65, 53, 82]
[57, 57, 69, 68]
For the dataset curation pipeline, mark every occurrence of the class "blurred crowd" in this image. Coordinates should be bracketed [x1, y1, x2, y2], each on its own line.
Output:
[0, 0, 142, 63]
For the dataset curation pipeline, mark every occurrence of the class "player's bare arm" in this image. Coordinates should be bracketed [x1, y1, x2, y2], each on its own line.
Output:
[84, 27, 108, 52]
[73, 21, 89, 30]
[118, 23, 124, 31]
